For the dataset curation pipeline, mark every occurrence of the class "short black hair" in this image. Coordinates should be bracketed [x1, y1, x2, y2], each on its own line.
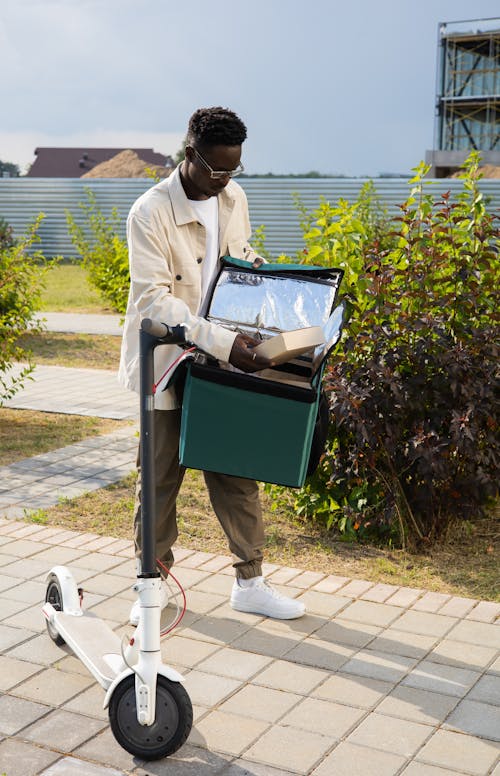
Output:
[187, 106, 247, 148]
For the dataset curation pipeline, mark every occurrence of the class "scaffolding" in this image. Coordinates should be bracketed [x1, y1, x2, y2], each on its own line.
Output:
[427, 18, 500, 176]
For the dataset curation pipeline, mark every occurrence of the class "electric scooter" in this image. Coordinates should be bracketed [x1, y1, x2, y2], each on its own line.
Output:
[42, 318, 193, 760]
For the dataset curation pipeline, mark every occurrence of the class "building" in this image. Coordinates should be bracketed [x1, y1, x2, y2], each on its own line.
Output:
[27, 148, 174, 177]
[426, 18, 500, 177]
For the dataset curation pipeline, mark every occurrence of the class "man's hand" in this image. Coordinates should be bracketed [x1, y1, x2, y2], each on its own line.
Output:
[229, 333, 274, 373]
[252, 256, 264, 268]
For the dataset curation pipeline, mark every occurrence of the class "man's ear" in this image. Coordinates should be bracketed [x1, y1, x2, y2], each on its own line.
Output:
[184, 145, 195, 162]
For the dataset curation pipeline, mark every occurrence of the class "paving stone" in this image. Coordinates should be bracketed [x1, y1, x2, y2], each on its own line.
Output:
[74, 726, 140, 772]
[288, 570, 325, 589]
[0, 621, 35, 650]
[399, 764, 462, 775]
[443, 698, 500, 741]
[311, 741, 406, 776]
[312, 574, 350, 594]
[190, 710, 269, 756]
[4, 601, 48, 631]
[40, 757, 126, 775]
[182, 669, 242, 708]
[63, 682, 108, 719]
[0, 738, 59, 776]
[341, 649, 416, 683]
[0, 655, 44, 690]
[466, 601, 500, 623]
[160, 634, 221, 668]
[293, 591, 350, 617]
[468, 673, 500, 705]
[6, 630, 68, 664]
[402, 659, 481, 697]
[376, 685, 459, 725]
[192, 573, 234, 596]
[335, 601, 401, 627]
[437, 596, 478, 618]
[2, 557, 52, 579]
[392, 610, 458, 638]
[338, 579, 374, 598]
[23, 707, 106, 751]
[167, 566, 212, 589]
[231, 626, 299, 658]
[196, 646, 272, 680]
[0, 693, 50, 736]
[266, 566, 301, 585]
[79, 572, 130, 597]
[427, 639, 497, 670]
[178, 550, 215, 568]
[71, 552, 124, 572]
[314, 618, 381, 648]
[416, 728, 500, 774]
[284, 636, 355, 671]
[360, 584, 402, 603]
[0, 596, 27, 620]
[224, 760, 296, 776]
[412, 593, 452, 613]
[312, 673, 393, 708]
[133, 743, 232, 775]
[197, 555, 233, 573]
[244, 723, 332, 773]
[219, 684, 302, 722]
[369, 628, 437, 659]
[252, 660, 328, 695]
[280, 696, 365, 738]
[447, 619, 500, 649]
[0, 572, 24, 592]
[347, 712, 433, 756]
[12, 665, 94, 705]
[0, 538, 42, 557]
[179, 611, 253, 646]
[1, 578, 45, 604]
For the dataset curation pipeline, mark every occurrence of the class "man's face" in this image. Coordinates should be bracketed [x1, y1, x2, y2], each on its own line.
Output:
[184, 144, 242, 199]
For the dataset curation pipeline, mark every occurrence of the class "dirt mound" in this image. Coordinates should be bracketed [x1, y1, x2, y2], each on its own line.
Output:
[451, 164, 500, 179]
[82, 149, 172, 179]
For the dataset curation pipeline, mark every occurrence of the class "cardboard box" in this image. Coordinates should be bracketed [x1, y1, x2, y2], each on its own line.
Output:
[254, 326, 325, 365]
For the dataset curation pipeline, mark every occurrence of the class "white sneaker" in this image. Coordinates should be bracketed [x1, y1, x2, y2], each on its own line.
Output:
[230, 578, 305, 620]
[129, 581, 169, 626]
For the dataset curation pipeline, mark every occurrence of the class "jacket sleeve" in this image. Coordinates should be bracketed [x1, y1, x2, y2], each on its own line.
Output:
[127, 212, 237, 362]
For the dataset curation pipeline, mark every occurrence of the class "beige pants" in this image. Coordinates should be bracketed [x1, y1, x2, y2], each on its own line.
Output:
[134, 409, 264, 579]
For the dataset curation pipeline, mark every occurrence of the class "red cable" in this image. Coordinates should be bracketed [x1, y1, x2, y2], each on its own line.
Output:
[153, 347, 196, 395]
[156, 558, 187, 636]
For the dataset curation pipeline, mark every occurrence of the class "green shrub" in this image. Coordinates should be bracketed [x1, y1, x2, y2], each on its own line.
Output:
[66, 190, 129, 314]
[0, 215, 52, 403]
[273, 153, 499, 547]
[0, 216, 16, 250]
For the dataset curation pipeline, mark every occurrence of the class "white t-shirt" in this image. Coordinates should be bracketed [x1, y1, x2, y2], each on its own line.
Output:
[190, 197, 219, 306]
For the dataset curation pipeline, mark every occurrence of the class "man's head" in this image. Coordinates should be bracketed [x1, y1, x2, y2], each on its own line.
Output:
[182, 107, 247, 199]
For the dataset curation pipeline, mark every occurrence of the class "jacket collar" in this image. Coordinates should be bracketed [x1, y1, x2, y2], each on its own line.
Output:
[167, 164, 236, 227]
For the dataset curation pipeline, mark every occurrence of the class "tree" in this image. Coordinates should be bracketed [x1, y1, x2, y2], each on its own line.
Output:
[0, 159, 20, 177]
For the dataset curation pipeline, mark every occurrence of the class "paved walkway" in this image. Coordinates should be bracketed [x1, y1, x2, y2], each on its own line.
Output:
[34, 313, 123, 337]
[0, 315, 498, 774]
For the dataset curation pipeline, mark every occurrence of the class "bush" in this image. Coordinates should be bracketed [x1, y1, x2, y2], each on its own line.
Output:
[275, 153, 499, 547]
[0, 216, 16, 250]
[66, 190, 129, 314]
[0, 215, 52, 403]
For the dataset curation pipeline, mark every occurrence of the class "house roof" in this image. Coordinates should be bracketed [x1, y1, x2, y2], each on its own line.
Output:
[27, 147, 174, 177]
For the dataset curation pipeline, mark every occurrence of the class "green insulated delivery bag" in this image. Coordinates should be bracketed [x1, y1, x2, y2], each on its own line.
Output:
[178, 257, 345, 487]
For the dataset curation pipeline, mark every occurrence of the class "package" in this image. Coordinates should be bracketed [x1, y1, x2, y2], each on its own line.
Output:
[253, 326, 325, 365]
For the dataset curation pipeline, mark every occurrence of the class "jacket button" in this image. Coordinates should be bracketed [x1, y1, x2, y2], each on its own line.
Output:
[196, 257, 202, 264]
[175, 274, 182, 280]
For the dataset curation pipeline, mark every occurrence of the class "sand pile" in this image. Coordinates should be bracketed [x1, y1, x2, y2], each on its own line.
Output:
[82, 149, 172, 179]
[451, 164, 500, 179]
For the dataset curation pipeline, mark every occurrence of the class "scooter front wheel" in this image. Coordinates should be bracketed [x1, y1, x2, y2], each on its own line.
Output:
[108, 673, 193, 760]
[45, 573, 66, 646]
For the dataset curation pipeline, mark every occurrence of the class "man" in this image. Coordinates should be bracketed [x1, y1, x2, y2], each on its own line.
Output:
[119, 107, 305, 623]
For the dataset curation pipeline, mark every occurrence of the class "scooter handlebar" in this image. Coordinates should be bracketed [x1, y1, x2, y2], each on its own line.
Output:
[141, 318, 186, 344]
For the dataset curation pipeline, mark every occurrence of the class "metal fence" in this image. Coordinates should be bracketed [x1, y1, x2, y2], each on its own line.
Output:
[1, 176, 499, 259]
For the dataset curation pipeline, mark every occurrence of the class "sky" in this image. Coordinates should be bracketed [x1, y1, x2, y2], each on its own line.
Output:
[1, 0, 499, 176]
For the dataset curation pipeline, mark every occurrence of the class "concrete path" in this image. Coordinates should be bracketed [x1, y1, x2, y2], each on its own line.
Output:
[0, 314, 498, 774]
[34, 312, 123, 337]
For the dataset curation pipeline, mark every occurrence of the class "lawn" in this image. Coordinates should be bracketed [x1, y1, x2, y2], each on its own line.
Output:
[16, 332, 121, 370]
[39, 263, 112, 313]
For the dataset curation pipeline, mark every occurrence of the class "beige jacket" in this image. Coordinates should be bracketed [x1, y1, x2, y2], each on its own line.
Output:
[118, 165, 258, 409]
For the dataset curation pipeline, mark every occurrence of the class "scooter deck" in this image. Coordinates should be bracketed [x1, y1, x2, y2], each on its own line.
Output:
[54, 611, 124, 687]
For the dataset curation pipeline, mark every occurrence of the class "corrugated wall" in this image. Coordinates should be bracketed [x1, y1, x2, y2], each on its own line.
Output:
[0, 176, 499, 259]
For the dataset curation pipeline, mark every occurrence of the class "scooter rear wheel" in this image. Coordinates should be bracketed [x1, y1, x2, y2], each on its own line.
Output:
[45, 574, 66, 646]
[108, 673, 193, 760]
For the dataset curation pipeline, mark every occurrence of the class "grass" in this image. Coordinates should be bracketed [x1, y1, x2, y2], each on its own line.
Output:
[0, 408, 130, 466]
[25, 467, 499, 602]
[16, 332, 121, 370]
[39, 263, 112, 313]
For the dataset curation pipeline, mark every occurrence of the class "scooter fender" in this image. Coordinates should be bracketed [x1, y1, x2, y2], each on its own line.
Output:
[46, 565, 81, 616]
[103, 664, 186, 710]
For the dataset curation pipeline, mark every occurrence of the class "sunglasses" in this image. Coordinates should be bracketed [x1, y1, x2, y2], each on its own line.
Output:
[190, 146, 244, 179]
